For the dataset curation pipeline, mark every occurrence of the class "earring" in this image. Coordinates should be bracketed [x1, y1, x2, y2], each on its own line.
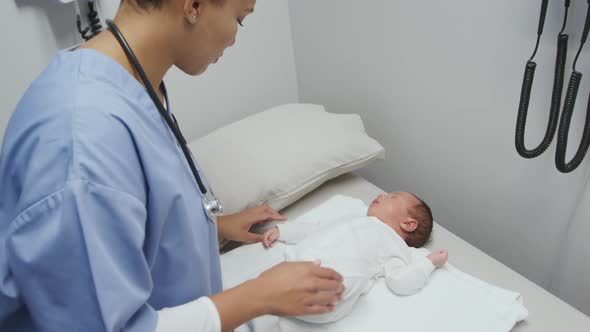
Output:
[188, 14, 197, 24]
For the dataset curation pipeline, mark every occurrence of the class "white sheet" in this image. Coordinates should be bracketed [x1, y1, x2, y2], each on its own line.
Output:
[221, 195, 528, 332]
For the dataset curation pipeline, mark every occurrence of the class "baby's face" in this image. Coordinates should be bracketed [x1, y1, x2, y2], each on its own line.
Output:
[367, 192, 419, 231]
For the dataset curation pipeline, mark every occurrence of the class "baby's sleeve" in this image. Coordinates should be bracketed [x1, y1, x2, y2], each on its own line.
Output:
[383, 256, 436, 296]
[276, 220, 321, 244]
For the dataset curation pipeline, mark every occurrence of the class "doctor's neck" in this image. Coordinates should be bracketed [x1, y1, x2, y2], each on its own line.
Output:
[81, 2, 186, 98]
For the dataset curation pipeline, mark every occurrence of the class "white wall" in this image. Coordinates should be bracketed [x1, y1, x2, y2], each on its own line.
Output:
[552, 177, 590, 317]
[289, 0, 590, 314]
[0, 0, 299, 148]
[0, 0, 77, 148]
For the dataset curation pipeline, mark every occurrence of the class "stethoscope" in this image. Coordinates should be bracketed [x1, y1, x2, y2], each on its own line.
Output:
[106, 19, 223, 222]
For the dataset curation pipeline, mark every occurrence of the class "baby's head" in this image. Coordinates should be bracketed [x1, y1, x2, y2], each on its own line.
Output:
[367, 192, 433, 248]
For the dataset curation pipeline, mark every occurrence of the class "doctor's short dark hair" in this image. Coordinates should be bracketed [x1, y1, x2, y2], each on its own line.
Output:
[128, 0, 225, 8]
[405, 194, 433, 248]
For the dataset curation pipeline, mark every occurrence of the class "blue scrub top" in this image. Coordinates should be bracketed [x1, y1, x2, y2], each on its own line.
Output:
[0, 49, 223, 331]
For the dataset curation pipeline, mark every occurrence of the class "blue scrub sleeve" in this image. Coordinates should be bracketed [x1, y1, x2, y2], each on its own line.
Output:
[6, 179, 157, 332]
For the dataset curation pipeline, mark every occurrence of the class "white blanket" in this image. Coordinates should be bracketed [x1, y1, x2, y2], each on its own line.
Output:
[221, 195, 528, 332]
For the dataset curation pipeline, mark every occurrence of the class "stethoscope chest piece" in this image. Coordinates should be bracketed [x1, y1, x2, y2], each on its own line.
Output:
[202, 193, 223, 223]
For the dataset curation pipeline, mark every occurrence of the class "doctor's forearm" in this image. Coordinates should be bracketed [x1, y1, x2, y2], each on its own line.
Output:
[209, 278, 268, 332]
[216, 215, 229, 241]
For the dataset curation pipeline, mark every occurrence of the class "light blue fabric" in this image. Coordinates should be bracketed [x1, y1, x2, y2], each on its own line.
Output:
[0, 49, 222, 331]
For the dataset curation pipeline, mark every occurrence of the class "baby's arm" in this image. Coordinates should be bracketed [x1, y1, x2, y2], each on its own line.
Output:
[262, 227, 280, 247]
[262, 221, 321, 248]
[384, 249, 448, 296]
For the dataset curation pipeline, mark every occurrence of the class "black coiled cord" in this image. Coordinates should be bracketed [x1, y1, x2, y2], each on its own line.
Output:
[516, 36, 568, 158]
[515, 0, 569, 159]
[555, 73, 590, 172]
[555, 1, 590, 173]
[76, 1, 102, 41]
[87, 1, 102, 37]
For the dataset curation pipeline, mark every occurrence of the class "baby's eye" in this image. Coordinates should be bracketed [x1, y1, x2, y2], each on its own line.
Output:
[237, 18, 244, 27]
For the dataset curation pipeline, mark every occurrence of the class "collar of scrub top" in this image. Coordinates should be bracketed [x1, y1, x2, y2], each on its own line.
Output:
[105, 19, 223, 221]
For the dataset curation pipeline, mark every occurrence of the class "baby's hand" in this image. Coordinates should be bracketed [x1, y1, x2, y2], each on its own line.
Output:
[263, 227, 280, 248]
[427, 249, 448, 268]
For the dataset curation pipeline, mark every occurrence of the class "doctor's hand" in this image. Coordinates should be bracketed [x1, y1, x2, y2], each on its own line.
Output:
[209, 261, 344, 331]
[217, 205, 287, 243]
[254, 261, 344, 317]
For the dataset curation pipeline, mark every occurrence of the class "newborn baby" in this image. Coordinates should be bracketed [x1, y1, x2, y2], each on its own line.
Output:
[262, 192, 448, 324]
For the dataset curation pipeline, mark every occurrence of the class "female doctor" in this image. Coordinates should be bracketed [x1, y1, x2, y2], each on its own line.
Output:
[0, 0, 344, 331]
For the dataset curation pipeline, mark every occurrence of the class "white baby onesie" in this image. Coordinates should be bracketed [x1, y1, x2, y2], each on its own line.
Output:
[277, 216, 436, 324]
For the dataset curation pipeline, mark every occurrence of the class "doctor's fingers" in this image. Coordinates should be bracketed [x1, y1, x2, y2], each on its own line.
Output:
[302, 291, 342, 307]
[310, 265, 343, 282]
[243, 232, 264, 243]
[303, 278, 344, 293]
[302, 304, 337, 316]
[256, 206, 288, 223]
[269, 210, 288, 221]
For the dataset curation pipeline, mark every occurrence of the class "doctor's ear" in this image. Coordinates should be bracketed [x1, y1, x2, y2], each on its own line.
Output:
[401, 218, 418, 233]
[183, 0, 202, 24]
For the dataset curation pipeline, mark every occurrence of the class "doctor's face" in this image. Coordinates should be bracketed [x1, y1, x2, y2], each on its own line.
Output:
[177, 0, 256, 75]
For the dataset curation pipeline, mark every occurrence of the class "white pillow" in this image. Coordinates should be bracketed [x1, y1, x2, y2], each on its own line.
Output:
[188, 104, 385, 215]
